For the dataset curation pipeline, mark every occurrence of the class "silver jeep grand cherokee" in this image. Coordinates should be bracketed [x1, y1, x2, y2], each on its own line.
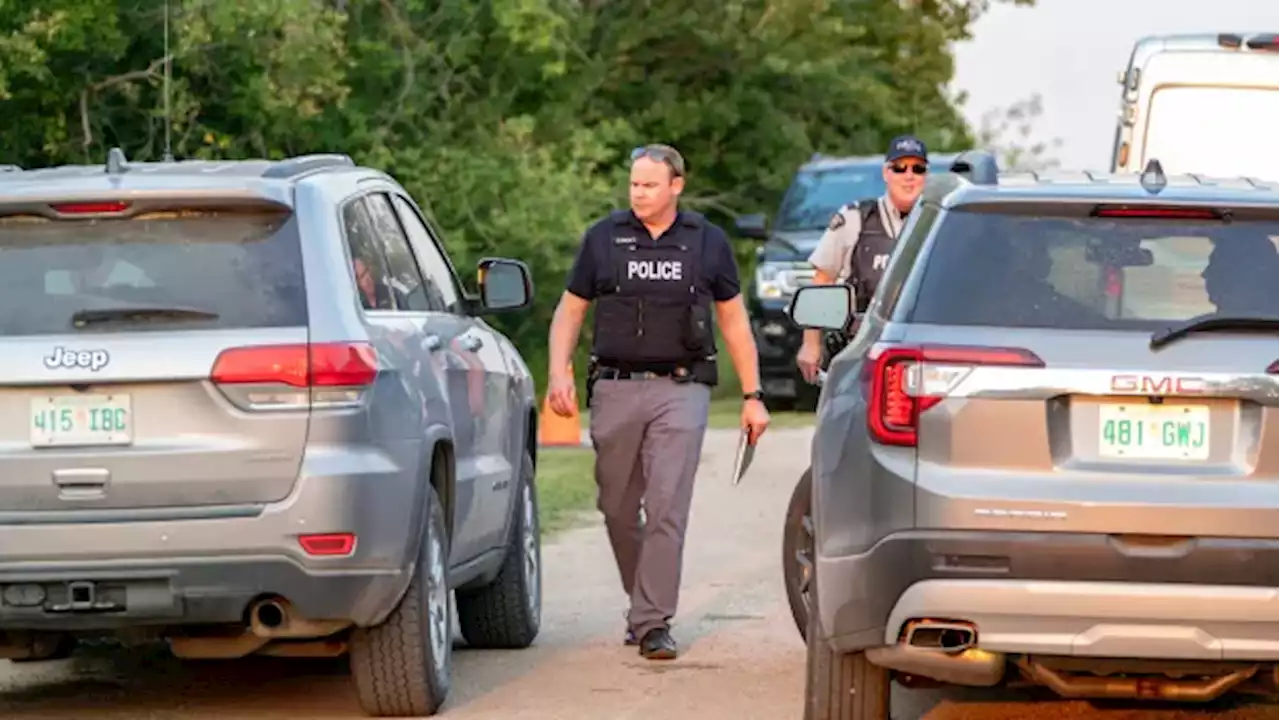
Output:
[0, 150, 544, 718]
[787, 152, 1278, 719]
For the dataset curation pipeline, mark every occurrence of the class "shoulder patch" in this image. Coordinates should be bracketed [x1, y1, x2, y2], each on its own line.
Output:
[827, 211, 846, 232]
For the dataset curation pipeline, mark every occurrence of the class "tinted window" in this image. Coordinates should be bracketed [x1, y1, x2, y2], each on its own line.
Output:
[365, 193, 431, 312]
[907, 208, 1280, 330]
[775, 167, 886, 231]
[341, 200, 396, 311]
[0, 210, 306, 337]
[390, 195, 462, 312]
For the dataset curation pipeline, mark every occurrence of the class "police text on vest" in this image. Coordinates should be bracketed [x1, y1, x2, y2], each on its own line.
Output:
[627, 260, 684, 281]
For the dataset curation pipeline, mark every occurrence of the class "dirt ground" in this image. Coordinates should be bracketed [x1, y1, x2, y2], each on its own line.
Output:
[1, 426, 1274, 720]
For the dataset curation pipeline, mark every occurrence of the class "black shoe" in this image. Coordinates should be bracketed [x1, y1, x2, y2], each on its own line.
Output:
[639, 627, 678, 660]
[624, 629, 638, 646]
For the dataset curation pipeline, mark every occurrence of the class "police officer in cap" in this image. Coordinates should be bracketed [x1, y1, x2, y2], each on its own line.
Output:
[796, 134, 929, 382]
[546, 143, 771, 660]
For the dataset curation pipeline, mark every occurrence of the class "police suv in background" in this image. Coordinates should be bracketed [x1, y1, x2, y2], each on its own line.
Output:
[1111, 31, 1278, 181]
[733, 152, 955, 410]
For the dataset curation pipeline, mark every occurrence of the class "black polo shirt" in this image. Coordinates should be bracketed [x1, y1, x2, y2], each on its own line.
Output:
[565, 209, 741, 302]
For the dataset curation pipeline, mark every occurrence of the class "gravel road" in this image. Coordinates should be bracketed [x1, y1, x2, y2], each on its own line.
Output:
[1, 425, 1273, 719]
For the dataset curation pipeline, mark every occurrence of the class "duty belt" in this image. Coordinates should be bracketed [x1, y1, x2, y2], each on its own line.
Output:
[594, 366, 690, 381]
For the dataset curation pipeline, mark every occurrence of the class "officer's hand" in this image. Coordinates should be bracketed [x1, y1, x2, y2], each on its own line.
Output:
[547, 373, 577, 418]
[742, 398, 770, 445]
[796, 338, 822, 384]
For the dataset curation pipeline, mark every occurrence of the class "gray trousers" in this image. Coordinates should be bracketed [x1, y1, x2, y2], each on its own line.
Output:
[588, 377, 711, 638]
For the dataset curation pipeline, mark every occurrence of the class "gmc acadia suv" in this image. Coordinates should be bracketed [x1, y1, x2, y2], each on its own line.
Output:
[786, 152, 1278, 719]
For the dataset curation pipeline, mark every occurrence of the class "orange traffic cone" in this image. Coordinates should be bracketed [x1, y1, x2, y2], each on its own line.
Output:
[538, 363, 582, 447]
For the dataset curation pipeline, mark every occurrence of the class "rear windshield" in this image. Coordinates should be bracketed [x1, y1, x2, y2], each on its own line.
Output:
[0, 209, 307, 337]
[907, 207, 1280, 330]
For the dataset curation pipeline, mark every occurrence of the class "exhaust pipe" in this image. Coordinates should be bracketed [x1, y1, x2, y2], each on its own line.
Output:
[865, 620, 1005, 687]
[250, 598, 290, 637]
[248, 597, 352, 640]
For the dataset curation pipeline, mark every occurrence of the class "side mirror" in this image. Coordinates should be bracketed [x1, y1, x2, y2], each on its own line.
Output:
[477, 257, 533, 312]
[734, 213, 768, 240]
[786, 284, 853, 330]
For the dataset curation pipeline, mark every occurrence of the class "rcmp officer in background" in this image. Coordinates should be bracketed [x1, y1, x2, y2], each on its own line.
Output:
[796, 135, 930, 383]
[546, 144, 771, 660]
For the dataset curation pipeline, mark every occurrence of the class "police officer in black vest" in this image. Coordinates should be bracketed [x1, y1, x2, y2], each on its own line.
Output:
[546, 144, 771, 660]
[796, 135, 929, 382]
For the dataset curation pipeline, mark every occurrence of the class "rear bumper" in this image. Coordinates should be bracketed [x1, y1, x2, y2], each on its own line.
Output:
[879, 579, 1278, 661]
[0, 443, 427, 632]
[0, 557, 404, 632]
[817, 530, 1279, 657]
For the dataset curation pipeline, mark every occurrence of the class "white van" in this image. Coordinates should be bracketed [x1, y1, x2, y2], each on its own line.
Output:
[1110, 32, 1278, 180]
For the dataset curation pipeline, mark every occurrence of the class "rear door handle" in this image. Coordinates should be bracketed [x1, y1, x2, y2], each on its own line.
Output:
[423, 335, 443, 353]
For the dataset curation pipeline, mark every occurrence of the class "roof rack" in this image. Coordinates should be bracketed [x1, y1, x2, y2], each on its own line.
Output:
[262, 154, 356, 179]
[949, 150, 1000, 185]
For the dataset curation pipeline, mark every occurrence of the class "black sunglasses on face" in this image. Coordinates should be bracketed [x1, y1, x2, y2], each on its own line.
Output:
[889, 163, 928, 175]
[630, 145, 685, 177]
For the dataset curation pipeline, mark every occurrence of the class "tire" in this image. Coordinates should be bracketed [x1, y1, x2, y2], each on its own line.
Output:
[456, 451, 542, 649]
[350, 483, 452, 717]
[783, 469, 814, 641]
[804, 592, 891, 720]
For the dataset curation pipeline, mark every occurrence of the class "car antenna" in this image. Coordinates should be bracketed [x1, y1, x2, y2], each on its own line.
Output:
[162, 0, 174, 162]
[1139, 158, 1166, 194]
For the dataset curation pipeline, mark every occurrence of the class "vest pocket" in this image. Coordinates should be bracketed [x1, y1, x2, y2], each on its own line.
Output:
[593, 296, 640, 358]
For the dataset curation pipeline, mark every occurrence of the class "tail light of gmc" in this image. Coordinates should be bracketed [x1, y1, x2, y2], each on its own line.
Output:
[865, 343, 1045, 447]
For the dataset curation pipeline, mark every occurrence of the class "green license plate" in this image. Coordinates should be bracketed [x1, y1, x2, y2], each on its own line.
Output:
[1098, 403, 1209, 461]
[30, 394, 133, 448]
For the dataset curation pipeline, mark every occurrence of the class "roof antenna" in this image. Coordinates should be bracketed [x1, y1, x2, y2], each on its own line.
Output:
[162, 0, 174, 162]
[1139, 158, 1166, 194]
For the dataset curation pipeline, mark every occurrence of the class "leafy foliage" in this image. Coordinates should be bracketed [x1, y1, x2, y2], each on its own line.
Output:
[0, 0, 1034, 394]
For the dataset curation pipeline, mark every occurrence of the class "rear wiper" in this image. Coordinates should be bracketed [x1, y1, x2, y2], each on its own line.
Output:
[1149, 313, 1279, 349]
[70, 306, 220, 329]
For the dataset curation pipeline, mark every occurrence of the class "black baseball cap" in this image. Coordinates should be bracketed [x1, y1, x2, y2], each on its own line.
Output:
[885, 135, 928, 163]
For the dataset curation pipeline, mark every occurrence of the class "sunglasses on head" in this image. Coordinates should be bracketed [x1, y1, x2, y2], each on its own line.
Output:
[890, 163, 928, 175]
[630, 145, 685, 177]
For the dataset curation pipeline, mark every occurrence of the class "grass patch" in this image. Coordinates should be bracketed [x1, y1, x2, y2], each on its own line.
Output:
[534, 447, 598, 536]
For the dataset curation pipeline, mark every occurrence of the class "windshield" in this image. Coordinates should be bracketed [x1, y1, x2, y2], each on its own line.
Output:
[774, 166, 887, 231]
[1143, 86, 1279, 180]
[0, 209, 307, 337]
[907, 207, 1280, 330]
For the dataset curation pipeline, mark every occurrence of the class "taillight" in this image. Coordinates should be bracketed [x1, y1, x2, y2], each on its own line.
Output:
[299, 533, 357, 556]
[866, 344, 1044, 447]
[49, 201, 131, 215]
[210, 342, 378, 411]
[1267, 360, 1278, 374]
[1092, 206, 1219, 220]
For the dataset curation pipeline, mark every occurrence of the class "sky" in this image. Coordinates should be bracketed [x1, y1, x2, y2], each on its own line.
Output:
[949, 0, 1279, 171]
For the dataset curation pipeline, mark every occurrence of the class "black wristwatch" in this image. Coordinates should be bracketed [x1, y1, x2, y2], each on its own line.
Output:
[743, 390, 765, 402]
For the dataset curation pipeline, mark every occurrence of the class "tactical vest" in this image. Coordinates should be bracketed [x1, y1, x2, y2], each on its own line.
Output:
[592, 217, 715, 367]
[845, 200, 899, 313]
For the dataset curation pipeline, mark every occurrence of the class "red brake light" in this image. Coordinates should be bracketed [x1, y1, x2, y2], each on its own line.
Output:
[1267, 360, 1278, 374]
[1093, 206, 1219, 220]
[866, 344, 1044, 447]
[210, 342, 378, 410]
[50, 201, 131, 215]
[299, 533, 356, 556]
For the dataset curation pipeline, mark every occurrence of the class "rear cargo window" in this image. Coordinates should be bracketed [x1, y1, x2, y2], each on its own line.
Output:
[0, 209, 306, 337]
[907, 208, 1279, 330]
